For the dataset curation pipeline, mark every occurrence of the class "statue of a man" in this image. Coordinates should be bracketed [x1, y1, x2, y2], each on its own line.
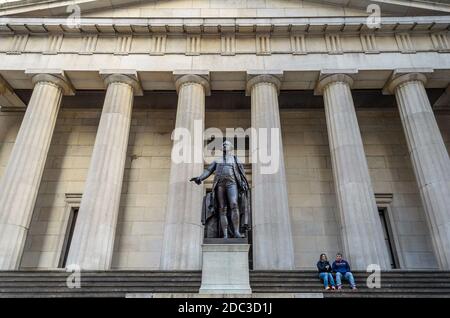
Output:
[190, 140, 250, 239]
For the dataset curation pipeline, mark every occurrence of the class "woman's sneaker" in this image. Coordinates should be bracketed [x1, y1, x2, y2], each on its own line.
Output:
[337, 285, 342, 290]
[325, 286, 331, 290]
[331, 286, 336, 290]
[351, 286, 357, 290]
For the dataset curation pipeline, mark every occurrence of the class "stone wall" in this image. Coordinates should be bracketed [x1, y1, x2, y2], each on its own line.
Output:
[284, 110, 449, 269]
[282, 110, 340, 268]
[0, 106, 448, 270]
[0, 108, 175, 269]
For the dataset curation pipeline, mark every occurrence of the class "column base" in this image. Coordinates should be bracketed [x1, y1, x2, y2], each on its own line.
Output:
[199, 244, 252, 295]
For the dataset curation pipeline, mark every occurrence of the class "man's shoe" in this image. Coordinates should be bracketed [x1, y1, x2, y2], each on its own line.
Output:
[325, 287, 331, 291]
[351, 286, 357, 290]
[337, 285, 342, 290]
[331, 286, 336, 290]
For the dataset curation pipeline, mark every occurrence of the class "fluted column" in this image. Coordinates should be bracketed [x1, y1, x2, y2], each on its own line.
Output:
[160, 73, 210, 270]
[66, 72, 141, 270]
[387, 73, 450, 269]
[0, 71, 73, 270]
[317, 74, 391, 270]
[246, 74, 295, 270]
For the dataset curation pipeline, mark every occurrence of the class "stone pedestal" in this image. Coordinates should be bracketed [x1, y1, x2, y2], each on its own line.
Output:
[388, 73, 450, 269]
[317, 73, 391, 270]
[199, 244, 252, 294]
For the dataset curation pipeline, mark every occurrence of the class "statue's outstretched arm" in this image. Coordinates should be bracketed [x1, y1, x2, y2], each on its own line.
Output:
[190, 161, 217, 184]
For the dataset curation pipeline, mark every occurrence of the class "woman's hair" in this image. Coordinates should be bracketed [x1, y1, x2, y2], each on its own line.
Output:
[319, 253, 327, 261]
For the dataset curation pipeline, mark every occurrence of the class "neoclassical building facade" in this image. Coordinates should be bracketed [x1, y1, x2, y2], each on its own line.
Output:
[0, 0, 449, 272]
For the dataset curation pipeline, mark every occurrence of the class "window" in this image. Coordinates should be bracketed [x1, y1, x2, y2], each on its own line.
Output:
[378, 207, 399, 269]
[59, 207, 79, 268]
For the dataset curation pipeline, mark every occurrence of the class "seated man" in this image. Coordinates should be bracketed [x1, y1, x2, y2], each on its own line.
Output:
[332, 253, 357, 290]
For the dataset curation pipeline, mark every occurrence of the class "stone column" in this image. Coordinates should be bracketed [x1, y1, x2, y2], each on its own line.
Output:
[317, 74, 391, 270]
[0, 71, 73, 270]
[387, 73, 450, 269]
[246, 73, 295, 270]
[160, 72, 210, 270]
[66, 71, 142, 270]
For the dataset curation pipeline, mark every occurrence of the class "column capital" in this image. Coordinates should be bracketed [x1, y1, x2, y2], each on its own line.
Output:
[173, 70, 211, 96]
[383, 70, 432, 95]
[25, 69, 75, 96]
[245, 71, 283, 96]
[99, 70, 143, 96]
[315, 70, 357, 96]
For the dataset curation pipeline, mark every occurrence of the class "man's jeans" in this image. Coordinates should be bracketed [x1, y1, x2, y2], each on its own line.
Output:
[319, 272, 335, 288]
[336, 272, 356, 287]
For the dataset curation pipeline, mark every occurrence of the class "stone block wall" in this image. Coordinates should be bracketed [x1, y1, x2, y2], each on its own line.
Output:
[0, 107, 448, 270]
[0, 108, 175, 269]
[282, 110, 340, 268]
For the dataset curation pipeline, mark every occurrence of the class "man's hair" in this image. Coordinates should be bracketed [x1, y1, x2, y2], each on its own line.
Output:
[336, 253, 342, 257]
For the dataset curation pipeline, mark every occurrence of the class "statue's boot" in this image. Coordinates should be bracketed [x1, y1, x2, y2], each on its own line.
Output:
[219, 208, 228, 239]
[231, 208, 243, 238]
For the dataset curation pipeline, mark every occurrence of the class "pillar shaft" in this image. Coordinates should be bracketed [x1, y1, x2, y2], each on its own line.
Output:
[0, 74, 69, 269]
[247, 74, 295, 270]
[160, 74, 209, 270]
[319, 74, 391, 270]
[390, 73, 450, 269]
[66, 74, 137, 270]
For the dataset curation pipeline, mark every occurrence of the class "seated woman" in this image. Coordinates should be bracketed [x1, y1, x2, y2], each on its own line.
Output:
[317, 253, 336, 290]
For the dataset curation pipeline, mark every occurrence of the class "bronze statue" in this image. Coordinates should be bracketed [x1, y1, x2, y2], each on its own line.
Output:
[190, 140, 251, 239]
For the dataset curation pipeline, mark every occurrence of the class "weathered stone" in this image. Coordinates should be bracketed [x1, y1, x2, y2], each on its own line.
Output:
[0, 72, 72, 270]
[247, 73, 295, 270]
[199, 244, 251, 294]
[160, 72, 210, 270]
[317, 73, 391, 270]
[66, 72, 140, 270]
[388, 73, 450, 270]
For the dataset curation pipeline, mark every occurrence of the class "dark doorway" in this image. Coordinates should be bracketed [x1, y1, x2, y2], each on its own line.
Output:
[378, 207, 399, 269]
[59, 207, 79, 268]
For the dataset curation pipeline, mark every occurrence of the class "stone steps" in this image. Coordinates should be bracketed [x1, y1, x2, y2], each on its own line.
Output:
[0, 271, 200, 297]
[0, 271, 200, 276]
[250, 271, 450, 297]
[2, 282, 449, 288]
[0, 270, 449, 297]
